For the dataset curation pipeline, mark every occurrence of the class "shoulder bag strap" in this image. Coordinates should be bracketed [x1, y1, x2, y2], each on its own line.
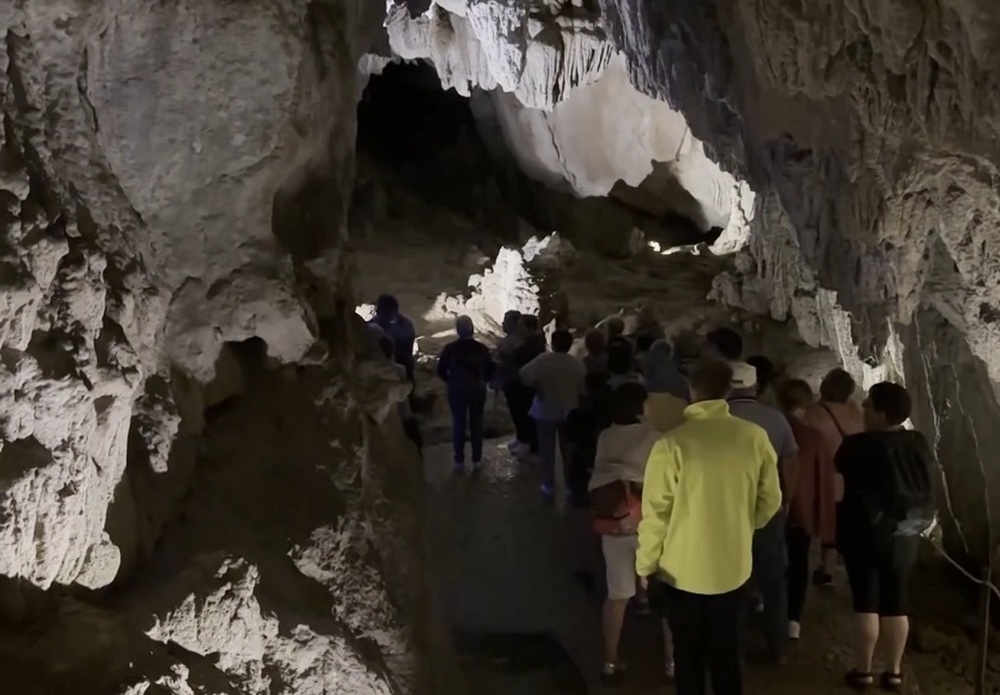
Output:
[820, 402, 847, 438]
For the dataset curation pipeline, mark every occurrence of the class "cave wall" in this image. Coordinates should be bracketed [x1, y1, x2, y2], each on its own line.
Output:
[1, 1, 461, 692]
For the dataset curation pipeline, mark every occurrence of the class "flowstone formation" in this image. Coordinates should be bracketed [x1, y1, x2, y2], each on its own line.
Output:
[378, 0, 1000, 578]
[0, 2, 461, 693]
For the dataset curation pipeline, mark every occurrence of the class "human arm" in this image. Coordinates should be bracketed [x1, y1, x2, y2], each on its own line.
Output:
[481, 344, 496, 384]
[436, 344, 451, 381]
[635, 439, 679, 578]
[754, 433, 782, 529]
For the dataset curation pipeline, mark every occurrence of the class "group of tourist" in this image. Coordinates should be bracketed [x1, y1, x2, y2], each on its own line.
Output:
[369, 296, 936, 695]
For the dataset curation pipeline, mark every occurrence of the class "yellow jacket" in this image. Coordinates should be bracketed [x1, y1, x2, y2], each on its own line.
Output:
[636, 399, 781, 595]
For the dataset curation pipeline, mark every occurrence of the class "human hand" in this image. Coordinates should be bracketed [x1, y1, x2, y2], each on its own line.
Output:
[639, 575, 649, 590]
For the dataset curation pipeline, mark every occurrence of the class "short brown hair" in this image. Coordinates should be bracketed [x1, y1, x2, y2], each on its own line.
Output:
[820, 368, 855, 403]
[689, 357, 733, 401]
[868, 382, 911, 426]
[778, 379, 814, 412]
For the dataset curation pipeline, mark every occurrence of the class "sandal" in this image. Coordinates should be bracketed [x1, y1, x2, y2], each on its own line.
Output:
[844, 669, 874, 691]
[879, 672, 903, 692]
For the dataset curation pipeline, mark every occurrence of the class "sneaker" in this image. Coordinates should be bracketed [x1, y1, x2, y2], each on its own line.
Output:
[812, 568, 834, 587]
[453, 462, 466, 474]
[471, 460, 483, 472]
[788, 620, 801, 640]
[506, 439, 520, 451]
[599, 663, 625, 686]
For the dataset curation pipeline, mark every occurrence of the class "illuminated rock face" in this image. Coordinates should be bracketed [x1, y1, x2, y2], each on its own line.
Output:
[4, 0, 1000, 690]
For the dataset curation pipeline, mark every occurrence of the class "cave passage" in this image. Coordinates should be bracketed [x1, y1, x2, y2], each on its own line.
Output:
[357, 61, 497, 216]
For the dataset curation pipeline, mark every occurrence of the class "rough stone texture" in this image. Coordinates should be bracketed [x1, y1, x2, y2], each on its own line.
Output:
[0, 1, 465, 693]
[597, 0, 1000, 571]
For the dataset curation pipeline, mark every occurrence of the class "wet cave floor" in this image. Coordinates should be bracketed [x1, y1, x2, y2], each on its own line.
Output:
[422, 440, 923, 695]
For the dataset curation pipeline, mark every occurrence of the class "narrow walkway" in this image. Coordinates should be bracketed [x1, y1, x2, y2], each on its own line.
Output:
[424, 440, 914, 694]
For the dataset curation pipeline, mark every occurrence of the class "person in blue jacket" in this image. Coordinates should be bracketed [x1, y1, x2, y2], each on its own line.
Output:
[370, 294, 417, 381]
[437, 315, 495, 472]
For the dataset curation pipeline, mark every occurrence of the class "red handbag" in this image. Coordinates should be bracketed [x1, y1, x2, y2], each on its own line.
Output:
[590, 480, 643, 536]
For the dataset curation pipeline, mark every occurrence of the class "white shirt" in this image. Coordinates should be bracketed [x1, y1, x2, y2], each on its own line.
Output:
[588, 423, 661, 489]
[520, 351, 586, 422]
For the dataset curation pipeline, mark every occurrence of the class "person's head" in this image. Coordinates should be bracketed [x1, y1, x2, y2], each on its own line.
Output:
[706, 327, 743, 361]
[863, 381, 911, 431]
[638, 305, 658, 325]
[777, 378, 815, 420]
[729, 361, 758, 397]
[551, 328, 573, 353]
[612, 382, 648, 424]
[377, 335, 394, 360]
[520, 314, 540, 334]
[455, 315, 474, 339]
[819, 368, 856, 404]
[689, 357, 734, 402]
[649, 339, 672, 359]
[375, 294, 399, 321]
[584, 328, 606, 356]
[746, 355, 776, 396]
[635, 332, 657, 354]
[502, 310, 521, 335]
[607, 340, 634, 375]
[606, 315, 626, 338]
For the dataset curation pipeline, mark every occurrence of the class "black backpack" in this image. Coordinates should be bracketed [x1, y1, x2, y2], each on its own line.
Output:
[865, 431, 935, 540]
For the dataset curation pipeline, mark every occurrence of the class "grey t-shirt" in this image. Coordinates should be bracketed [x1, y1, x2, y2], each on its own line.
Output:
[727, 397, 799, 459]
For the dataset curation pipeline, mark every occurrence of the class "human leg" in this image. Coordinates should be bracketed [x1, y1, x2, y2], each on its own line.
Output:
[600, 536, 638, 671]
[705, 584, 746, 695]
[665, 585, 708, 695]
[536, 419, 558, 495]
[878, 537, 918, 677]
[447, 390, 468, 466]
[468, 388, 487, 465]
[786, 525, 812, 632]
[843, 552, 880, 680]
[752, 511, 789, 661]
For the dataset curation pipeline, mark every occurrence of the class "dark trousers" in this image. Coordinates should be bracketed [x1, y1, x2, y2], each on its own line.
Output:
[750, 508, 788, 659]
[535, 419, 568, 491]
[502, 382, 537, 450]
[663, 581, 746, 695]
[786, 525, 812, 622]
[448, 388, 486, 464]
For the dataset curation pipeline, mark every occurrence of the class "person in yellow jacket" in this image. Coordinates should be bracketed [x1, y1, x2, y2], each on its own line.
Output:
[636, 357, 782, 695]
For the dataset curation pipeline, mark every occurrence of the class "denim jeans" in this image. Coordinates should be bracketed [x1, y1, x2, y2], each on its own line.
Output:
[448, 387, 487, 464]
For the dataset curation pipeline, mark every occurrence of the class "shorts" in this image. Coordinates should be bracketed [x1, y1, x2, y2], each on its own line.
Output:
[602, 534, 639, 600]
[843, 536, 918, 616]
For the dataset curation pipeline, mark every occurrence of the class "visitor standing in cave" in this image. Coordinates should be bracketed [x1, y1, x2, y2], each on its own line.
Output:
[705, 325, 744, 363]
[582, 328, 608, 374]
[519, 328, 586, 498]
[726, 360, 799, 664]
[747, 354, 778, 408]
[437, 315, 494, 473]
[606, 340, 643, 391]
[588, 383, 673, 685]
[563, 370, 614, 593]
[836, 382, 933, 693]
[641, 339, 690, 433]
[509, 314, 547, 458]
[805, 367, 865, 587]
[493, 310, 527, 454]
[633, 304, 666, 346]
[377, 335, 424, 455]
[776, 379, 836, 641]
[370, 294, 417, 382]
[637, 357, 781, 695]
[634, 332, 659, 374]
[604, 315, 630, 350]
